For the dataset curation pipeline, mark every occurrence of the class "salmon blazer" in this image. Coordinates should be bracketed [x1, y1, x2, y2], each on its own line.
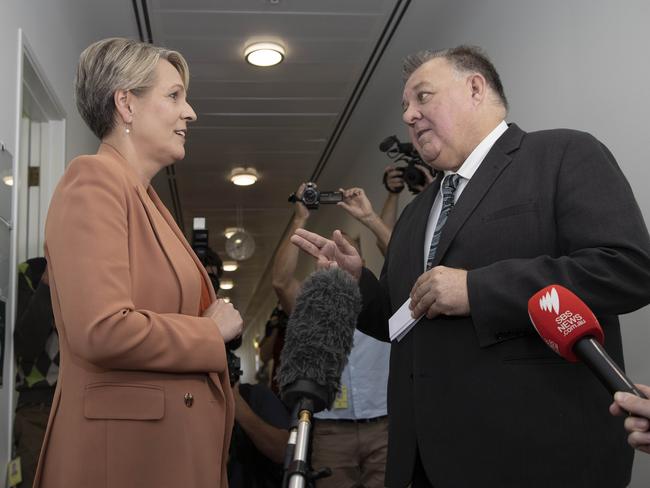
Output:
[35, 143, 234, 488]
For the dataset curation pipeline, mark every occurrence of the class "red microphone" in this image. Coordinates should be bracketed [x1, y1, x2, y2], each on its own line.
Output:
[528, 285, 647, 399]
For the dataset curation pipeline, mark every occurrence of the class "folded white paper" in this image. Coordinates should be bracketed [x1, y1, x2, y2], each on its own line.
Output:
[389, 298, 423, 342]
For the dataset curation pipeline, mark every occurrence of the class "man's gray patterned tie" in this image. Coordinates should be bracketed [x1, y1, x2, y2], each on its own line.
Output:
[426, 173, 461, 270]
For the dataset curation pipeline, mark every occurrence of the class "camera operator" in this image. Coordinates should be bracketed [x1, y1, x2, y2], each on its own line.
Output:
[378, 163, 434, 236]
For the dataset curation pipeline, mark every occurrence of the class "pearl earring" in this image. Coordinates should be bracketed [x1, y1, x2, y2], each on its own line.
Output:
[125, 124, 131, 134]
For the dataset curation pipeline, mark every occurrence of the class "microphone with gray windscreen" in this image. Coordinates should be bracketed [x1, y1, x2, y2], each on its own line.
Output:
[277, 267, 359, 411]
[276, 267, 360, 488]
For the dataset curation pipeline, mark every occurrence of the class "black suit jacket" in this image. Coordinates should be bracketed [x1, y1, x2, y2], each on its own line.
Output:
[359, 124, 650, 488]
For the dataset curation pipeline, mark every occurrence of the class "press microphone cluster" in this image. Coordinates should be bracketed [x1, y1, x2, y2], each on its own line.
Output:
[528, 285, 647, 399]
[276, 267, 361, 488]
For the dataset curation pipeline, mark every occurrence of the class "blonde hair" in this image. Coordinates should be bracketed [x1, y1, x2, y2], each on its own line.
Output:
[74, 37, 190, 139]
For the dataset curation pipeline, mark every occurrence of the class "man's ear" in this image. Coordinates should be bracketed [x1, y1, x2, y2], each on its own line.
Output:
[467, 73, 487, 105]
[113, 89, 134, 124]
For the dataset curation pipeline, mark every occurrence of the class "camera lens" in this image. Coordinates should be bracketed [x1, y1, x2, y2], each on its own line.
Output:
[302, 187, 318, 205]
[403, 165, 425, 188]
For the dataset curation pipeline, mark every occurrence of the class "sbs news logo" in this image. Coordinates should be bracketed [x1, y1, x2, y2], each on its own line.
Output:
[538, 287, 586, 336]
[538, 287, 560, 315]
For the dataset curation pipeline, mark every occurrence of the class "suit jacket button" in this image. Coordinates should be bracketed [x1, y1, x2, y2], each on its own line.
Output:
[184, 393, 194, 407]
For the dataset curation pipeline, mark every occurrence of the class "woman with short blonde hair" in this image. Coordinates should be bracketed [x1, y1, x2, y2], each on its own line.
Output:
[34, 37, 241, 488]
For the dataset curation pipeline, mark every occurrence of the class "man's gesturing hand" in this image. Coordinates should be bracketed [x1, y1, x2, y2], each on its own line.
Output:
[290, 228, 362, 281]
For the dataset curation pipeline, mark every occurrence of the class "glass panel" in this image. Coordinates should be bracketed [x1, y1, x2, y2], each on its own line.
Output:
[27, 120, 41, 259]
[0, 145, 14, 384]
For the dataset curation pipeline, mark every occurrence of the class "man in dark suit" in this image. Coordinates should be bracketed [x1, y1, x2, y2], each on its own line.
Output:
[290, 45, 650, 487]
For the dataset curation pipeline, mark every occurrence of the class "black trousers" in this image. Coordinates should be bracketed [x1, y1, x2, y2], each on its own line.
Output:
[412, 449, 434, 488]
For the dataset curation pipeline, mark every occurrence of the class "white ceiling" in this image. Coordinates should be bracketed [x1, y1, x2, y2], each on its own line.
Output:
[144, 0, 404, 325]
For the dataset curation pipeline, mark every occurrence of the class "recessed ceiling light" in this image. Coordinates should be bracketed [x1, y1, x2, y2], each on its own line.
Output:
[220, 279, 234, 290]
[223, 260, 238, 272]
[230, 167, 259, 186]
[244, 42, 285, 67]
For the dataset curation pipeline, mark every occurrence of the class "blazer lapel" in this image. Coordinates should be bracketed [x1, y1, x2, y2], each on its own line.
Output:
[135, 185, 197, 314]
[431, 124, 525, 266]
[146, 188, 216, 303]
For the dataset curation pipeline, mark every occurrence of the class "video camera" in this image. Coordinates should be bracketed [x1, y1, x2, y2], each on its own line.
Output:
[379, 135, 436, 194]
[287, 182, 342, 210]
[191, 218, 223, 284]
[191, 218, 242, 385]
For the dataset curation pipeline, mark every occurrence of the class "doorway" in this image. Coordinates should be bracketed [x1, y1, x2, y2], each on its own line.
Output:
[0, 29, 66, 485]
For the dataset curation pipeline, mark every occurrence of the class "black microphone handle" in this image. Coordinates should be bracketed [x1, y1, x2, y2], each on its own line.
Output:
[573, 337, 648, 399]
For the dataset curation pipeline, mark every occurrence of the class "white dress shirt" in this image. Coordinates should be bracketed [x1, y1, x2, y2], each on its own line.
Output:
[423, 120, 509, 269]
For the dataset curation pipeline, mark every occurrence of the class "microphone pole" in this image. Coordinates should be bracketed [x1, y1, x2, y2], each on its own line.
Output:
[282, 380, 332, 488]
[573, 337, 647, 398]
[276, 268, 361, 487]
[528, 285, 649, 402]
[289, 400, 314, 488]
[282, 404, 298, 484]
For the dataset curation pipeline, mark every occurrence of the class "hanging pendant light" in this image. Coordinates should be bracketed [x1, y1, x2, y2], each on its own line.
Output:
[225, 207, 255, 261]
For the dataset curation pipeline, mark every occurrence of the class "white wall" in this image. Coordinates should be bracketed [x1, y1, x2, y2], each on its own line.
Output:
[313, 1, 650, 485]
[0, 0, 137, 481]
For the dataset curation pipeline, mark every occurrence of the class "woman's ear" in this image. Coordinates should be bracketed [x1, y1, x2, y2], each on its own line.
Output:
[113, 89, 134, 124]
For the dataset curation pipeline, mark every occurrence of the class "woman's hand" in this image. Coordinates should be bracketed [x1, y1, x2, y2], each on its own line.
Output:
[203, 299, 243, 343]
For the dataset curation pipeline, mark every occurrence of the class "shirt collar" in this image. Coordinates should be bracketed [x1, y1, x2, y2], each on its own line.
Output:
[444, 120, 508, 181]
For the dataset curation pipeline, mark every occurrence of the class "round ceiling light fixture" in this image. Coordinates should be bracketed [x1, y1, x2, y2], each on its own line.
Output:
[244, 42, 285, 67]
[219, 279, 234, 290]
[230, 167, 259, 186]
[223, 260, 238, 272]
[225, 229, 255, 261]
[224, 227, 242, 239]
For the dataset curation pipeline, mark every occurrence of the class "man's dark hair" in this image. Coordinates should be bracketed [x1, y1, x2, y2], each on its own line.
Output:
[402, 45, 508, 111]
